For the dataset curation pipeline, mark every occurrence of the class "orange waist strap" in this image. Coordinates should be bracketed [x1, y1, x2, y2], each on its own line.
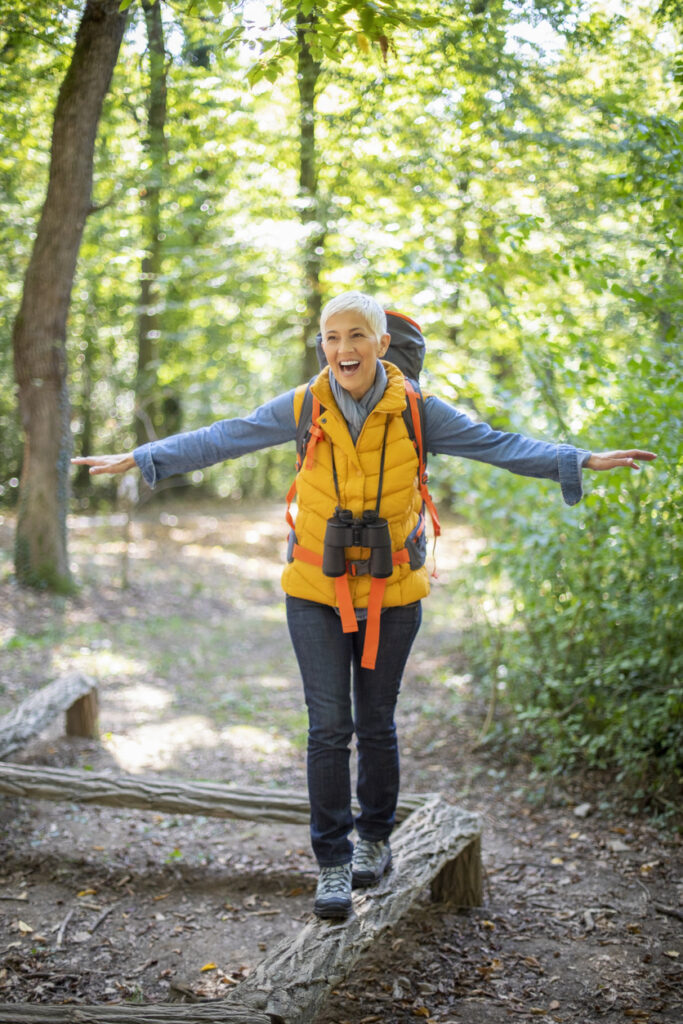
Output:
[289, 544, 410, 670]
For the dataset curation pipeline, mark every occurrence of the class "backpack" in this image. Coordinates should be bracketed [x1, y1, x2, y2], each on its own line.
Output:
[292, 311, 441, 544]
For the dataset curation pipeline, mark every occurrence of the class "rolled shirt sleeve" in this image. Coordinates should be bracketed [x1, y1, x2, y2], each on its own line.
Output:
[424, 395, 591, 506]
[133, 389, 298, 489]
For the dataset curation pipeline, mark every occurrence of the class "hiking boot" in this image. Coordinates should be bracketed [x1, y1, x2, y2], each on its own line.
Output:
[352, 838, 392, 888]
[313, 863, 352, 919]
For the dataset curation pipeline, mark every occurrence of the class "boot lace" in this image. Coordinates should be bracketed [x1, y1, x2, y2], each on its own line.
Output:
[318, 864, 351, 896]
[353, 839, 385, 871]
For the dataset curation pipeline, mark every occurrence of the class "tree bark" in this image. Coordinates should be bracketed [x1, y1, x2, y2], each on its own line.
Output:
[0, 1003, 280, 1024]
[224, 797, 482, 1022]
[11, 0, 128, 590]
[0, 672, 97, 759]
[296, 11, 326, 380]
[135, 0, 169, 447]
[0, 761, 431, 825]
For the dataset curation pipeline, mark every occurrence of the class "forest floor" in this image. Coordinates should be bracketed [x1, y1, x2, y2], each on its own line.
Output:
[0, 500, 681, 1024]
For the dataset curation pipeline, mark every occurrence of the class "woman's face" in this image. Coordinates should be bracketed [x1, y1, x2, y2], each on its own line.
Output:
[321, 311, 390, 401]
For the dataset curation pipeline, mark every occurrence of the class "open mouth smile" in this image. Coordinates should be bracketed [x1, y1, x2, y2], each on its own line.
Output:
[339, 359, 361, 375]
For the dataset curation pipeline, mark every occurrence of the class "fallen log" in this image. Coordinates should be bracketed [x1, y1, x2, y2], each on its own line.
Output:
[0, 1002, 281, 1024]
[0, 761, 431, 825]
[0, 672, 98, 758]
[224, 796, 482, 1023]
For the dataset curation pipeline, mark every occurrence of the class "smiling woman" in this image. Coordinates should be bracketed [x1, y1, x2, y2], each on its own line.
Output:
[71, 289, 656, 920]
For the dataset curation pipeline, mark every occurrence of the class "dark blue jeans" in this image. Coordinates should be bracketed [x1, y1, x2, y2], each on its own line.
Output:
[286, 595, 422, 866]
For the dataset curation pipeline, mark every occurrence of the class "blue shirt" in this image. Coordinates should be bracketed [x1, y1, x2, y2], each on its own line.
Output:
[133, 389, 591, 506]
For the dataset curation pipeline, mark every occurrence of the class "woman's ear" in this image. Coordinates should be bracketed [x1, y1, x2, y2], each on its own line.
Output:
[379, 332, 391, 358]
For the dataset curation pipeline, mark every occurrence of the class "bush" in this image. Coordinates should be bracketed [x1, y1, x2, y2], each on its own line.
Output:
[446, 343, 682, 807]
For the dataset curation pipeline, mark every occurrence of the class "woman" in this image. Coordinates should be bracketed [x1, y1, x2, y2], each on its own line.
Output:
[73, 290, 656, 919]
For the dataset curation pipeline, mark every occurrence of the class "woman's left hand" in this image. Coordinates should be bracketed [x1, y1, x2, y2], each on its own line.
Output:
[585, 450, 657, 471]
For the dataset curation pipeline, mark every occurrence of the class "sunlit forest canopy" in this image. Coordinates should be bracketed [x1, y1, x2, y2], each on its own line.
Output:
[1, 0, 681, 800]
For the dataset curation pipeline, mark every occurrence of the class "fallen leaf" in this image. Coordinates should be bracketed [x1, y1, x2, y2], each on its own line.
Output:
[663, 950, 680, 959]
[481, 919, 496, 930]
[15, 921, 33, 934]
[550, 856, 564, 865]
[573, 802, 592, 818]
[200, 962, 217, 972]
[153, 893, 170, 901]
[77, 888, 97, 897]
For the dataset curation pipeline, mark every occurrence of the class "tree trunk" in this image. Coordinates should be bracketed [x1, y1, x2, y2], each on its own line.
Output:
[296, 11, 326, 380]
[11, 0, 128, 590]
[0, 1003, 279, 1024]
[73, 274, 98, 496]
[0, 761, 431, 825]
[135, 0, 169, 447]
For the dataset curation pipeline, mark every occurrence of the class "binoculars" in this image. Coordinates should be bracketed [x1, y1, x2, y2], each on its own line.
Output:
[322, 508, 393, 579]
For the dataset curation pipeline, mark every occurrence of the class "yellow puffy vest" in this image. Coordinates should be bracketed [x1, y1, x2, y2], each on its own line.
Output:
[281, 361, 430, 610]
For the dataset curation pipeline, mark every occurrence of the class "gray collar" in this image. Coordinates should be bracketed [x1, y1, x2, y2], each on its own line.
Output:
[328, 361, 387, 443]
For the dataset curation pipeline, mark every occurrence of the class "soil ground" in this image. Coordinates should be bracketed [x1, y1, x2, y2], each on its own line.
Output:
[0, 501, 681, 1023]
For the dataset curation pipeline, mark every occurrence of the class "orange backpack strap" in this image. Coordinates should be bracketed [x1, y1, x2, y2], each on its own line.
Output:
[360, 576, 387, 670]
[404, 378, 441, 539]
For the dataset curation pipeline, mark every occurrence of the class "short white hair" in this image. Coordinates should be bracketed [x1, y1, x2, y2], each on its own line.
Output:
[320, 291, 387, 339]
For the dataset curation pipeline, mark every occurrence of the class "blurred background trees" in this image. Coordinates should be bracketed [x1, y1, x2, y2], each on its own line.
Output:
[1, 0, 680, 805]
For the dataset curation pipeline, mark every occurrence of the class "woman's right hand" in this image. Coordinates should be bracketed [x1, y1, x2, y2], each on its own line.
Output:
[71, 454, 137, 476]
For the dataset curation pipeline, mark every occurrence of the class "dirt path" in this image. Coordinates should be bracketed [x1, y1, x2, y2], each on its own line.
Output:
[0, 502, 680, 1022]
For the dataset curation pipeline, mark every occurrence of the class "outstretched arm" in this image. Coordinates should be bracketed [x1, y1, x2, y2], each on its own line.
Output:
[71, 454, 136, 475]
[585, 450, 657, 471]
[70, 389, 299, 488]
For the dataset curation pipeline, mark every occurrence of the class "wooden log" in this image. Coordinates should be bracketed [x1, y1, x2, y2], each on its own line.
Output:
[66, 688, 99, 740]
[431, 832, 482, 905]
[0, 673, 97, 758]
[224, 797, 482, 1023]
[0, 1002, 281, 1023]
[0, 761, 432, 825]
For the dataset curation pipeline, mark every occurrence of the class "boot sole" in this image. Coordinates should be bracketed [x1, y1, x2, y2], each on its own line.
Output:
[313, 899, 351, 920]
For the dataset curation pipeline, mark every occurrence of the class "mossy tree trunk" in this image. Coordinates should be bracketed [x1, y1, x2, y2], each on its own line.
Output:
[11, 0, 127, 590]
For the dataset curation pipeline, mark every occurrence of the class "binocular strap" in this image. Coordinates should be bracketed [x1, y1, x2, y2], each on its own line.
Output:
[334, 573, 387, 672]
